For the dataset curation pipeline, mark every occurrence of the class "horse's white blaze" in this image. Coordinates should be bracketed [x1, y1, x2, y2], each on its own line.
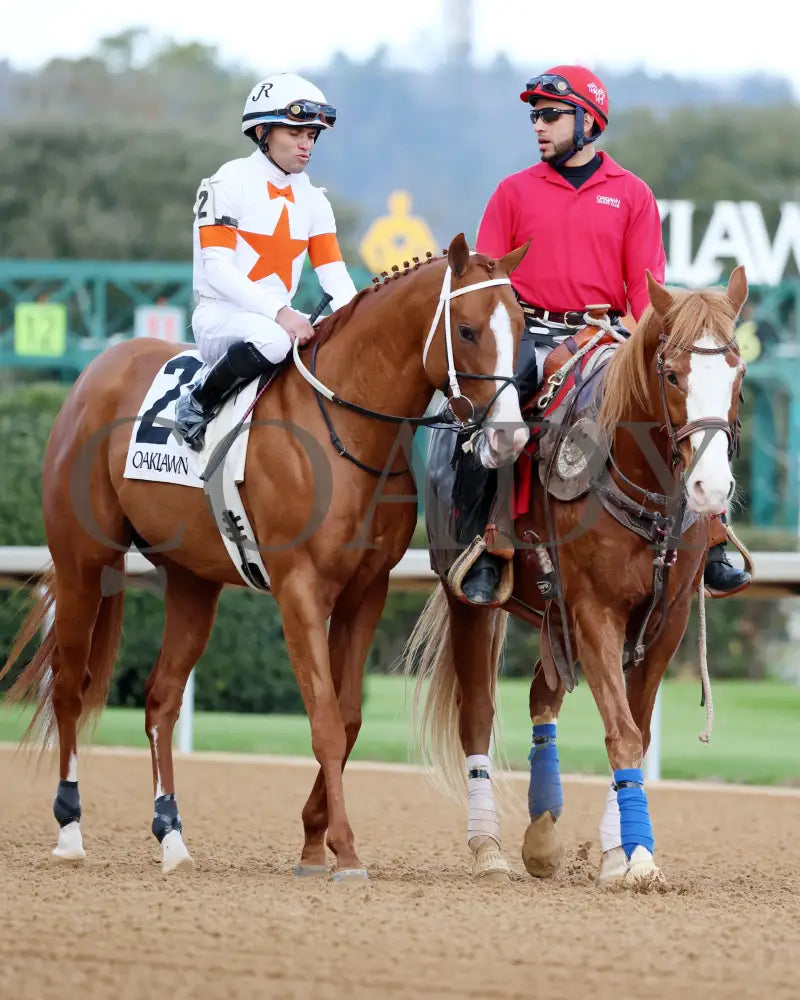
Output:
[482, 301, 528, 466]
[151, 726, 163, 799]
[67, 751, 78, 783]
[685, 333, 737, 514]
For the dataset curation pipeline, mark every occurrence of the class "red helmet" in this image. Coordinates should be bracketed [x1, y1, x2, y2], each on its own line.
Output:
[520, 65, 609, 135]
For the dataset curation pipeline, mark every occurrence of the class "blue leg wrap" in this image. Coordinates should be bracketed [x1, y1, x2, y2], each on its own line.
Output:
[614, 767, 654, 859]
[528, 723, 563, 820]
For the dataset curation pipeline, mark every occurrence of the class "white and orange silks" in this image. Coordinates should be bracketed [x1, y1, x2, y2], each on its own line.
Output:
[191, 149, 357, 364]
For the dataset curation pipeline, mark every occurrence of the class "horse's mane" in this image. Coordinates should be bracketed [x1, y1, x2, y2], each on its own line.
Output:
[310, 250, 501, 349]
[598, 287, 738, 433]
[311, 252, 446, 349]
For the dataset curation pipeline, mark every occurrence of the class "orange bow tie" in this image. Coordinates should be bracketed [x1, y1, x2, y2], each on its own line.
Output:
[267, 182, 295, 203]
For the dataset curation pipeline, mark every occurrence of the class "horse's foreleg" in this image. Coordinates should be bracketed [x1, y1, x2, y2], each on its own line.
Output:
[144, 565, 221, 874]
[447, 596, 511, 881]
[278, 573, 365, 879]
[522, 662, 566, 878]
[595, 591, 697, 885]
[573, 605, 663, 888]
[295, 571, 390, 877]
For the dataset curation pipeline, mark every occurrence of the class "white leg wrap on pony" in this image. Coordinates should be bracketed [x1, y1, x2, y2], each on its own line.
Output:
[466, 754, 501, 847]
[599, 782, 623, 852]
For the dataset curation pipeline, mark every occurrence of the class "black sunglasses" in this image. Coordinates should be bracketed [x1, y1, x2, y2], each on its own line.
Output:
[529, 108, 577, 125]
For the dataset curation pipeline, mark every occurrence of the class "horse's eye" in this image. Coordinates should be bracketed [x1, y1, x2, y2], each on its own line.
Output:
[666, 371, 680, 387]
[459, 324, 477, 343]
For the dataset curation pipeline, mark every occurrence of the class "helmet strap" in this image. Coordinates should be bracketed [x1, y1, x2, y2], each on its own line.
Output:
[552, 112, 598, 167]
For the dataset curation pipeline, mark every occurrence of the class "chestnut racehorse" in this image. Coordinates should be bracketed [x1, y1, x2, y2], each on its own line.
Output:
[3, 234, 530, 878]
[403, 267, 747, 886]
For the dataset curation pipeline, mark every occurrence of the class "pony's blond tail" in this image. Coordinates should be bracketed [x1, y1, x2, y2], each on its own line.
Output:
[400, 582, 509, 799]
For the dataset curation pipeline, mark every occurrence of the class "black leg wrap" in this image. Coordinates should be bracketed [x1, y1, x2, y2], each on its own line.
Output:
[53, 780, 81, 828]
[152, 793, 183, 843]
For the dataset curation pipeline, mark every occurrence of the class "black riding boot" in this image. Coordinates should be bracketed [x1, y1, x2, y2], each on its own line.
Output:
[461, 550, 503, 604]
[704, 543, 751, 595]
[175, 341, 276, 451]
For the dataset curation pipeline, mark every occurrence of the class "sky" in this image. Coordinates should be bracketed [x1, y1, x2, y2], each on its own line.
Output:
[3, 0, 800, 99]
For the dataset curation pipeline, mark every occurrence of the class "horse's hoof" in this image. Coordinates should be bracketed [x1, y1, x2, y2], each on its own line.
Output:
[52, 821, 86, 863]
[472, 840, 512, 882]
[597, 846, 628, 886]
[331, 868, 369, 883]
[521, 812, 563, 878]
[292, 864, 331, 879]
[161, 829, 194, 875]
[624, 846, 665, 889]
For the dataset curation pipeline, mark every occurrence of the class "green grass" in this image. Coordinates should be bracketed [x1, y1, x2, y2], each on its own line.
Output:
[2, 675, 799, 786]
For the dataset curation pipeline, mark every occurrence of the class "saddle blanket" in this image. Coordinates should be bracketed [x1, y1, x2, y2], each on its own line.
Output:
[123, 349, 270, 591]
[123, 350, 258, 487]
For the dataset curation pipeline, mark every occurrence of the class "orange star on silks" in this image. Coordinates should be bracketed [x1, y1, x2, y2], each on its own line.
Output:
[267, 181, 294, 202]
[239, 206, 308, 291]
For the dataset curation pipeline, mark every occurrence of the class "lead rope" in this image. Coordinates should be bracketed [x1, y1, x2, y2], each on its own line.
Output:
[697, 582, 714, 743]
[535, 313, 628, 410]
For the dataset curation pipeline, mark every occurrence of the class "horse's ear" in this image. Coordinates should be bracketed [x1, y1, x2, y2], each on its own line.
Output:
[499, 240, 530, 276]
[447, 233, 470, 278]
[646, 269, 673, 318]
[727, 264, 748, 317]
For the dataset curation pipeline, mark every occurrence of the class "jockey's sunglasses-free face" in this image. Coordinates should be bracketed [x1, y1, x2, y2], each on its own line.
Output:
[276, 100, 337, 127]
[529, 107, 577, 125]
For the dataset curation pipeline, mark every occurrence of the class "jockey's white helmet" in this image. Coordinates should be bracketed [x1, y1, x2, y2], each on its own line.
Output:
[241, 73, 336, 142]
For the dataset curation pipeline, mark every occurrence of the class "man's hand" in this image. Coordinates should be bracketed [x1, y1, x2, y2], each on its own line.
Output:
[276, 306, 315, 345]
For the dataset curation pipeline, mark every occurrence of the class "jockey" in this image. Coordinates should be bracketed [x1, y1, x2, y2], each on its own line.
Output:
[458, 64, 749, 603]
[175, 72, 358, 451]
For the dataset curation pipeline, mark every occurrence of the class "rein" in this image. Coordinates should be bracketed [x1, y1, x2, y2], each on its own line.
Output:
[292, 266, 517, 477]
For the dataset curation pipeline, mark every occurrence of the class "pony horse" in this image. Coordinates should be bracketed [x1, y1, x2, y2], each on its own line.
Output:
[403, 267, 748, 885]
[2, 234, 530, 879]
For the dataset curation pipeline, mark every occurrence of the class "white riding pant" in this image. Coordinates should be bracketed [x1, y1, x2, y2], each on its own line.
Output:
[192, 300, 292, 367]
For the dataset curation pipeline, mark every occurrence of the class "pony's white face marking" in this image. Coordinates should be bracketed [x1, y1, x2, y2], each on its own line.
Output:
[481, 301, 529, 468]
[67, 751, 78, 783]
[151, 726, 163, 799]
[685, 332, 737, 514]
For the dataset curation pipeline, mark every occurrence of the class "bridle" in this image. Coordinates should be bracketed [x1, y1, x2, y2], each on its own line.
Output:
[422, 264, 516, 425]
[290, 264, 519, 475]
[656, 333, 743, 470]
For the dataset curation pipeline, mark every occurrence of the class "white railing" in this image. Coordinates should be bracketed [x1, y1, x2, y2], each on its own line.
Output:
[3, 546, 793, 774]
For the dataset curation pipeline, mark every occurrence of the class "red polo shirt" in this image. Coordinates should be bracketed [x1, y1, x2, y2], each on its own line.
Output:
[476, 152, 665, 320]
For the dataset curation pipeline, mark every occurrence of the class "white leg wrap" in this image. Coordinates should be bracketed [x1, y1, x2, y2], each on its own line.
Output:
[599, 782, 622, 853]
[466, 754, 500, 847]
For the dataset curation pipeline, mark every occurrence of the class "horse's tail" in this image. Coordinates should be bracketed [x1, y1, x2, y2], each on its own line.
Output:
[1, 566, 125, 745]
[400, 581, 509, 799]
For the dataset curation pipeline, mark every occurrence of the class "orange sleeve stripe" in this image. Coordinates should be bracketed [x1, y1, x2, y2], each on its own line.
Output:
[199, 225, 237, 250]
[308, 233, 343, 268]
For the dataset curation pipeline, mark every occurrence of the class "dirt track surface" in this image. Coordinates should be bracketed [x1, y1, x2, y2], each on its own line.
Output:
[1, 746, 799, 1000]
